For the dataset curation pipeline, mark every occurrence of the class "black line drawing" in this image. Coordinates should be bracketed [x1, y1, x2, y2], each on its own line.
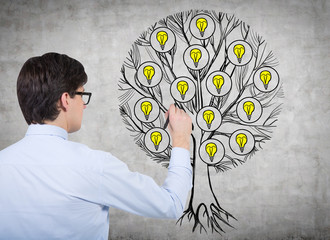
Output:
[118, 10, 284, 235]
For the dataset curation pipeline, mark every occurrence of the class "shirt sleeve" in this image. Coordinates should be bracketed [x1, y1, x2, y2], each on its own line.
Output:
[99, 147, 192, 219]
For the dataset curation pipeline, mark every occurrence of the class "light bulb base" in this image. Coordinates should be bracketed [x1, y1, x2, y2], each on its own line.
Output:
[194, 62, 198, 68]
[216, 88, 221, 94]
[181, 94, 186, 100]
[200, 31, 204, 37]
[160, 44, 165, 50]
[154, 144, 159, 151]
[240, 146, 244, 153]
[209, 156, 214, 162]
[263, 83, 268, 90]
[145, 115, 150, 121]
[207, 123, 211, 129]
[147, 79, 152, 85]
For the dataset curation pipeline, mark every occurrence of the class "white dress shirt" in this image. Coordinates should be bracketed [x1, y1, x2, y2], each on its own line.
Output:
[0, 124, 192, 240]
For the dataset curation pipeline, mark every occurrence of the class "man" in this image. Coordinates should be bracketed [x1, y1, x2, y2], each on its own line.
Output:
[0, 53, 192, 239]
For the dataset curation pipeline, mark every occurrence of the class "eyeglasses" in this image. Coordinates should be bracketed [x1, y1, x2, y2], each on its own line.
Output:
[75, 92, 92, 105]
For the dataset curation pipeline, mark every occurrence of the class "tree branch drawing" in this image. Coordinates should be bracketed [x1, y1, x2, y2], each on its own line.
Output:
[118, 10, 283, 235]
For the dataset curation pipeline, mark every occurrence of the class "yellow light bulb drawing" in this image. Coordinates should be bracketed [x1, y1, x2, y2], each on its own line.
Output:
[260, 70, 272, 90]
[143, 66, 155, 85]
[190, 48, 202, 68]
[212, 75, 224, 94]
[203, 110, 214, 129]
[177, 81, 189, 100]
[236, 133, 247, 153]
[205, 142, 217, 162]
[141, 101, 153, 120]
[196, 17, 208, 37]
[156, 31, 168, 50]
[243, 101, 255, 120]
[233, 44, 245, 63]
[150, 131, 162, 151]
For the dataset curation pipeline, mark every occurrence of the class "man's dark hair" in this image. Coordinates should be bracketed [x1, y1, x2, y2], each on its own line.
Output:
[17, 52, 88, 124]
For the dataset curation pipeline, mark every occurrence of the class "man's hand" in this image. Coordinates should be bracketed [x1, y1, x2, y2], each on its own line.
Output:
[165, 104, 192, 150]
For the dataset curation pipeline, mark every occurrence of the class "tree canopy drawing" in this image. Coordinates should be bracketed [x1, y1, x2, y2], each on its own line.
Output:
[118, 10, 283, 235]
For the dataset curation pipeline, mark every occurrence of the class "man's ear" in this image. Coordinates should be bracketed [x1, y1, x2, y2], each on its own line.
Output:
[59, 92, 70, 111]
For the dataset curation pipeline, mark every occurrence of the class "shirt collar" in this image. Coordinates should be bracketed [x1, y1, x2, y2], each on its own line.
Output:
[26, 124, 68, 140]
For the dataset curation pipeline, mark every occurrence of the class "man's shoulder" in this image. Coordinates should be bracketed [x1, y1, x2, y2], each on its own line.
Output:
[66, 140, 110, 159]
[0, 135, 112, 167]
[0, 139, 25, 158]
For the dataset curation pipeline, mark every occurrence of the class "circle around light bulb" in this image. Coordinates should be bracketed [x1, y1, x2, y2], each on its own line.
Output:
[236, 97, 263, 123]
[199, 139, 225, 165]
[229, 129, 255, 155]
[134, 97, 160, 123]
[206, 71, 232, 97]
[150, 27, 176, 53]
[170, 77, 196, 103]
[183, 45, 209, 70]
[137, 61, 163, 87]
[196, 106, 222, 132]
[144, 128, 170, 153]
[253, 66, 279, 93]
[227, 40, 253, 66]
[189, 14, 216, 40]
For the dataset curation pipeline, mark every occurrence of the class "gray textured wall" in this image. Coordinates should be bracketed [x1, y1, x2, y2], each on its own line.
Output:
[0, 0, 329, 239]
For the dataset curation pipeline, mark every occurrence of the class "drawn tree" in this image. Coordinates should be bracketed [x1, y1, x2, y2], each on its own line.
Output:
[118, 10, 283, 234]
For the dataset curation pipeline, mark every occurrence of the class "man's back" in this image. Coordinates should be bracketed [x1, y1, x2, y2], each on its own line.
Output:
[0, 125, 110, 239]
[0, 124, 192, 239]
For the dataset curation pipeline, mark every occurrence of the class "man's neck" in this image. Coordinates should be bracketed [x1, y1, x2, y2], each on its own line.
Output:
[44, 112, 69, 133]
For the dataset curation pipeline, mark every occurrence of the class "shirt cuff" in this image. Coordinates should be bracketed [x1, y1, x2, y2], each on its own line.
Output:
[169, 147, 192, 171]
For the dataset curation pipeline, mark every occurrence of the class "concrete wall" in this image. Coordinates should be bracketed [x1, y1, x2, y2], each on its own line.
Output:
[0, 0, 329, 239]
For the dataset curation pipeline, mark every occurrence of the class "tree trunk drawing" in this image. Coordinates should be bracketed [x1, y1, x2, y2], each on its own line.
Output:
[178, 131, 237, 234]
